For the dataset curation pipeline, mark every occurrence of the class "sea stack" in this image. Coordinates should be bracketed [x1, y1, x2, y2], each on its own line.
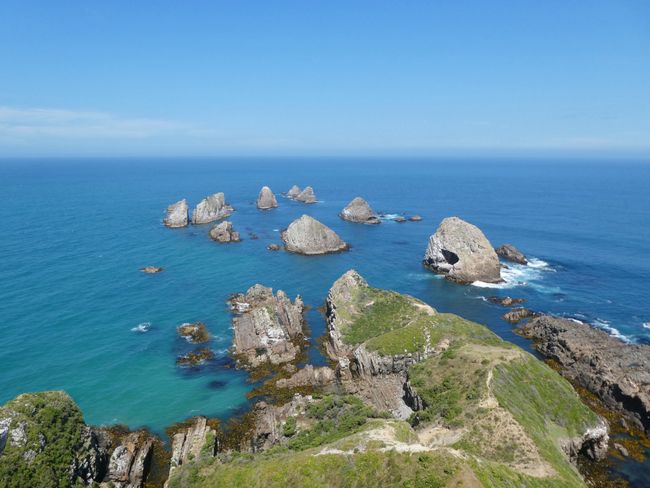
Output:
[340, 197, 380, 224]
[208, 221, 240, 243]
[286, 185, 301, 198]
[295, 186, 317, 204]
[256, 186, 278, 209]
[281, 215, 348, 255]
[423, 217, 501, 284]
[163, 199, 189, 228]
[191, 193, 233, 224]
[496, 244, 528, 264]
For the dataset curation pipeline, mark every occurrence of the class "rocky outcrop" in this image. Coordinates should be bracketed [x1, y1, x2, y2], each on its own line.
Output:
[229, 285, 306, 368]
[208, 221, 240, 243]
[177, 322, 210, 343]
[502, 308, 538, 324]
[409, 215, 422, 222]
[0, 392, 157, 488]
[340, 197, 380, 224]
[256, 186, 278, 210]
[276, 365, 336, 390]
[562, 422, 610, 462]
[517, 315, 650, 434]
[496, 244, 528, 265]
[267, 244, 281, 251]
[295, 186, 317, 204]
[163, 199, 189, 228]
[487, 296, 525, 307]
[281, 215, 349, 255]
[167, 417, 216, 484]
[251, 395, 313, 451]
[191, 193, 233, 224]
[286, 185, 301, 198]
[176, 348, 215, 367]
[423, 217, 501, 284]
[140, 266, 164, 274]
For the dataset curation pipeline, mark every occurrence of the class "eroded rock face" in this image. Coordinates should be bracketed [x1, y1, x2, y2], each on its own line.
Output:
[487, 296, 525, 307]
[208, 221, 240, 243]
[340, 197, 380, 224]
[191, 193, 233, 224]
[177, 322, 210, 343]
[502, 308, 538, 324]
[295, 186, 317, 204]
[423, 217, 501, 284]
[167, 417, 216, 484]
[276, 365, 336, 390]
[103, 431, 154, 488]
[496, 244, 528, 265]
[286, 185, 301, 198]
[257, 186, 278, 209]
[562, 422, 610, 462]
[164, 199, 189, 228]
[229, 285, 306, 368]
[518, 315, 650, 434]
[252, 395, 313, 451]
[281, 215, 348, 255]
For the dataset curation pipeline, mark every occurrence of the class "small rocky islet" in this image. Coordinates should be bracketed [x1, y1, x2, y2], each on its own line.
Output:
[4, 188, 647, 487]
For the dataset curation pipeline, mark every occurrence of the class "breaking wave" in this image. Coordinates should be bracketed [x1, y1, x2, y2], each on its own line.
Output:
[131, 322, 151, 333]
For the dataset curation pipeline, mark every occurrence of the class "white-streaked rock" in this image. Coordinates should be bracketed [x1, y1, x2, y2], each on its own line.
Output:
[191, 193, 233, 224]
[257, 186, 278, 209]
[163, 199, 189, 228]
[281, 215, 348, 255]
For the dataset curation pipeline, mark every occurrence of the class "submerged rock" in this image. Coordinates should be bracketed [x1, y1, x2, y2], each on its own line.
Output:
[340, 197, 380, 224]
[518, 315, 650, 434]
[140, 266, 164, 274]
[257, 186, 278, 209]
[229, 284, 306, 368]
[281, 215, 348, 255]
[163, 199, 189, 228]
[496, 244, 528, 265]
[267, 243, 281, 251]
[394, 216, 406, 223]
[208, 221, 240, 243]
[191, 193, 233, 224]
[409, 215, 423, 222]
[177, 322, 210, 344]
[423, 216, 501, 284]
[487, 296, 525, 307]
[286, 185, 301, 198]
[176, 348, 215, 367]
[295, 186, 316, 204]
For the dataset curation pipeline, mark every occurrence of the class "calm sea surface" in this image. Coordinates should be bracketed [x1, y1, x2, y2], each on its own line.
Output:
[1, 158, 648, 484]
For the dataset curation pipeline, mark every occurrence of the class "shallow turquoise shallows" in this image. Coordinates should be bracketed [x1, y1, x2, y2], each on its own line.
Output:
[1, 158, 648, 483]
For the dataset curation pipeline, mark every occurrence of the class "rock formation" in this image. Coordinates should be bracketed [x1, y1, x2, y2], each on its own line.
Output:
[340, 197, 380, 224]
[496, 244, 528, 264]
[276, 365, 336, 390]
[176, 348, 215, 367]
[295, 186, 316, 204]
[140, 266, 164, 274]
[163, 199, 189, 228]
[208, 221, 240, 243]
[256, 186, 278, 209]
[267, 244, 281, 251]
[487, 296, 525, 307]
[286, 185, 301, 198]
[281, 215, 348, 255]
[191, 193, 233, 224]
[167, 417, 216, 484]
[423, 217, 501, 284]
[409, 215, 422, 222]
[517, 315, 650, 434]
[229, 284, 306, 368]
[101, 431, 154, 488]
[502, 308, 538, 324]
[177, 322, 210, 343]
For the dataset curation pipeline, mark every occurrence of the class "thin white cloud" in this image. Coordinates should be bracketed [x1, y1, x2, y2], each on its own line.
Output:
[0, 106, 183, 139]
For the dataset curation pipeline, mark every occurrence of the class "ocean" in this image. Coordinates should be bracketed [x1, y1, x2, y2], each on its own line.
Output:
[1, 157, 648, 484]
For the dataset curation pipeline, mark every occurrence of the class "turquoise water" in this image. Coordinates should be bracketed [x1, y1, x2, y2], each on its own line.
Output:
[1, 158, 649, 483]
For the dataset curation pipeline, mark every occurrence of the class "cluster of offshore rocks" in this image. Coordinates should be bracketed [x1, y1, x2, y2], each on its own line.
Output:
[4, 269, 649, 487]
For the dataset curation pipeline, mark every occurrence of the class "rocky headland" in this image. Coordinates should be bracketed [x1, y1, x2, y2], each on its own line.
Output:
[163, 199, 189, 228]
[281, 214, 349, 255]
[191, 193, 233, 225]
[423, 216, 501, 284]
[228, 284, 306, 368]
[340, 197, 380, 224]
[517, 315, 650, 435]
[256, 186, 278, 210]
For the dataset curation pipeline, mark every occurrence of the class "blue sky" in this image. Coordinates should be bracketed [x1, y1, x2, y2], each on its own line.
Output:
[0, 1, 648, 157]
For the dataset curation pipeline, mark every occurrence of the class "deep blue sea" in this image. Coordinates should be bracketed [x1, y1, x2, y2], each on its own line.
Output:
[1, 158, 649, 484]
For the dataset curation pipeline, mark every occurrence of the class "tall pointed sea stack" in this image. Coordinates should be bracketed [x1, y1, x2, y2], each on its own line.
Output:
[340, 197, 380, 224]
[164, 199, 189, 228]
[256, 186, 278, 209]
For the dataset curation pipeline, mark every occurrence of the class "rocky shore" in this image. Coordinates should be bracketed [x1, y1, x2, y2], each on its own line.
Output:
[517, 315, 650, 435]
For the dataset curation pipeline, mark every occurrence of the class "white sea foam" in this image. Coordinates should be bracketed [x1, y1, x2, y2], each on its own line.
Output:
[131, 322, 151, 333]
[644, 322, 650, 330]
[471, 256, 555, 290]
[379, 214, 403, 221]
[592, 318, 630, 342]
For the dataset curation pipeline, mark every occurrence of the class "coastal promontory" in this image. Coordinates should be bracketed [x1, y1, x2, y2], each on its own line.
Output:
[281, 215, 349, 255]
[423, 216, 501, 283]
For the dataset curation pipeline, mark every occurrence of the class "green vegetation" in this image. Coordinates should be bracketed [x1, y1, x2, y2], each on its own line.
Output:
[0, 391, 90, 488]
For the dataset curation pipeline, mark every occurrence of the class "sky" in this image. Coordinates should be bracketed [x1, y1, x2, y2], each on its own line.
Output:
[0, 1, 649, 157]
